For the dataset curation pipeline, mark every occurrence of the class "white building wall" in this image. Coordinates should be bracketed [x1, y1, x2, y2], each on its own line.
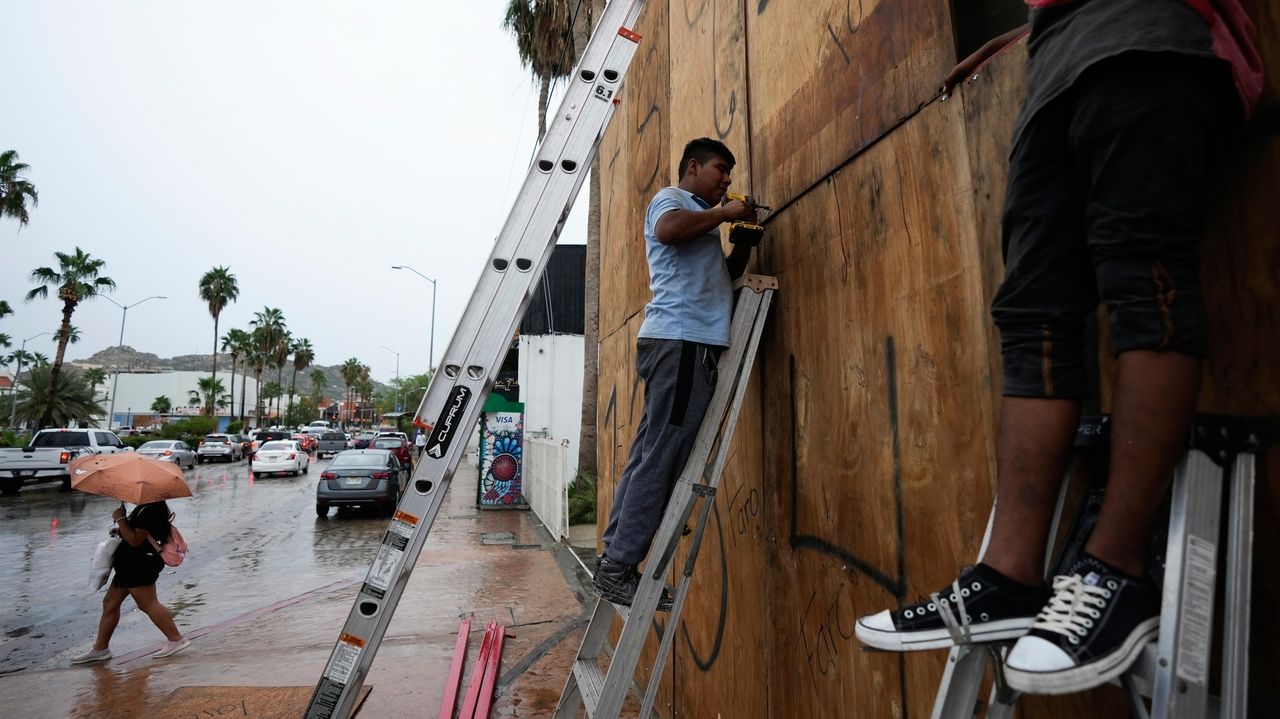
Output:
[518, 334, 584, 539]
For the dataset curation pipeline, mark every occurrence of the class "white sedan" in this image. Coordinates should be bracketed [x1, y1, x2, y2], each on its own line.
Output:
[251, 440, 309, 477]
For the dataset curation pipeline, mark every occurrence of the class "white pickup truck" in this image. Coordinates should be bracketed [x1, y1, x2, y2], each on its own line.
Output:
[0, 428, 128, 494]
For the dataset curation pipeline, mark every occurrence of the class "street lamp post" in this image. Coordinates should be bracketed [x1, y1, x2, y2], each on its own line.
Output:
[379, 345, 401, 413]
[103, 295, 167, 430]
[8, 332, 54, 428]
[390, 265, 437, 372]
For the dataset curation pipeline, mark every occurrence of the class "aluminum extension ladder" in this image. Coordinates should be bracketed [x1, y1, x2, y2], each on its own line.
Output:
[931, 414, 1264, 719]
[303, 2, 651, 716]
[555, 275, 776, 719]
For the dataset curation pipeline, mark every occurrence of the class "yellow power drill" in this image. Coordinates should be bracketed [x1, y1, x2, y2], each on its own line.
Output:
[724, 192, 771, 247]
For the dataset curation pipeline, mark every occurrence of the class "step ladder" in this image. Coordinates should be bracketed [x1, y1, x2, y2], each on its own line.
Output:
[555, 274, 777, 719]
[931, 414, 1265, 719]
[303, 2, 651, 717]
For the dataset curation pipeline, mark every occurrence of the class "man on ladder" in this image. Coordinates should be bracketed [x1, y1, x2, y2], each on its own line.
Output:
[595, 137, 760, 607]
[855, 0, 1261, 697]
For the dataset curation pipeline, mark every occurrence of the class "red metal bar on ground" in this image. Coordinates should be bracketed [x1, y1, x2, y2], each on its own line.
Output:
[437, 618, 472, 719]
[458, 622, 495, 719]
[474, 624, 506, 719]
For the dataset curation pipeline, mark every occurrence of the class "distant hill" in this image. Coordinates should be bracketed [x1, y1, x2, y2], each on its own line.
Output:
[69, 346, 384, 396]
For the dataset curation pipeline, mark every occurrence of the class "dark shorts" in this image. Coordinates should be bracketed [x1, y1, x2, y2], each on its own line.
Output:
[991, 51, 1235, 398]
[111, 549, 163, 588]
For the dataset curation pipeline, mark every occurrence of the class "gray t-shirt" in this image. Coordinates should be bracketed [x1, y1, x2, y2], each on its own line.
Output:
[637, 187, 732, 347]
[1014, 0, 1215, 147]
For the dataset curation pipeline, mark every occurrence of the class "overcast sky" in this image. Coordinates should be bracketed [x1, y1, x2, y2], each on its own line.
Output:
[1, 2, 588, 385]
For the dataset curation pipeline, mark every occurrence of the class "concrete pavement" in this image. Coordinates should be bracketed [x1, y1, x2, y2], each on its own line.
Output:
[0, 458, 596, 718]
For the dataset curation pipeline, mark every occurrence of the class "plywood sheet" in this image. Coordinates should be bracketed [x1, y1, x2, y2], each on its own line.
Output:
[746, 0, 954, 209]
[599, 0, 672, 339]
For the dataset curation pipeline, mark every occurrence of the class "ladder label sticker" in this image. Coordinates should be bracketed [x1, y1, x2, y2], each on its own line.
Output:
[593, 84, 615, 103]
[393, 509, 419, 525]
[322, 633, 365, 686]
[1175, 535, 1217, 685]
[363, 519, 415, 598]
[426, 385, 472, 459]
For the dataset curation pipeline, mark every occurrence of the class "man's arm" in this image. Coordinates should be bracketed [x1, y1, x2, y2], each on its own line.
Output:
[654, 200, 756, 246]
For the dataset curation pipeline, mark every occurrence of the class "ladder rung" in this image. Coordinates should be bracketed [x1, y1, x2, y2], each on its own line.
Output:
[573, 658, 607, 716]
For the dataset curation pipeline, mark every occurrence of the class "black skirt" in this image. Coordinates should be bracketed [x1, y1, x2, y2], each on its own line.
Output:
[110, 541, 163, 588]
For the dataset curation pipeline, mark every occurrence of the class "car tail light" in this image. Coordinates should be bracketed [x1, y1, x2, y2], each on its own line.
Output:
[289, 453, 297, 460]
[59, 451, 71, 464]
[371, 471, 391, 480]
[321, 471, 337, 479]
[162, 449, 173, 456]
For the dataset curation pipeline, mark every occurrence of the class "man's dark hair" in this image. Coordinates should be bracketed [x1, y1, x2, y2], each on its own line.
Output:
[678, 137, 735, 179]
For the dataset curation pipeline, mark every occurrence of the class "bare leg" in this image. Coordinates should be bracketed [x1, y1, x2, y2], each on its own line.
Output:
[127, 585, 184, 642]
[93, 585, 130, 651]
[1086, 350, 1200, 576]
[982, 396, 1081, 586]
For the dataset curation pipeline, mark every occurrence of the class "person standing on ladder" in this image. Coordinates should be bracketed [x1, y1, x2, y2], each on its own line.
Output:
[596, 137, 760, 607]
[855, 0, 1261, 696]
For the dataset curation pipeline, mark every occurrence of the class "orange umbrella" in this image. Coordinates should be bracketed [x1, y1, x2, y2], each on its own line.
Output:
[70, 452, 193, 504]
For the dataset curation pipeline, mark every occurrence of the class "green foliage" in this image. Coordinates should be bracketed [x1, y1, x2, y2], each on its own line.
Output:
[1, 429, 31, 448]
[150, 395, 172, 414]
[568, 470, 597, 525]
[225, 419, 244, 435]
[121, 434, 151, 449]
[159, 416, 217, 447]
[1, 149, 39, 227]
[12, 365, 104, 427]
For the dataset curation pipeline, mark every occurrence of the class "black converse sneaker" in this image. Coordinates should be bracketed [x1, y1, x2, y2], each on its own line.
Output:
[855, 564, 1050, 651]
[592, 556, 674, 611]
[1004, 555, 1160, 694]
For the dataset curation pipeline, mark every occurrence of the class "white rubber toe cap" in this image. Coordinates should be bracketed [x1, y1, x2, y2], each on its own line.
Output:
[1006, 635, 1074, 672]
[857, 610, 895, 633]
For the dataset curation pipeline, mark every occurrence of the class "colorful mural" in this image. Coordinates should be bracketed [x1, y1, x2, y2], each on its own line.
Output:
[478, 410, 526, 507]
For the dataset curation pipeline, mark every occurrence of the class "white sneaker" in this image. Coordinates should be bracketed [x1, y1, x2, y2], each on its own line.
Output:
[71, 647, 112, 665]
[152, 637, 191, 658]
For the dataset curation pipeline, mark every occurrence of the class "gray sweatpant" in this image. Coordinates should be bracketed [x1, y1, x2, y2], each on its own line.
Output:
[602, 338, 720, 566]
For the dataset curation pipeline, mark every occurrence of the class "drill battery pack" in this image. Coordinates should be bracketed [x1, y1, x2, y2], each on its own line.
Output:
[729, 222, 765, 247]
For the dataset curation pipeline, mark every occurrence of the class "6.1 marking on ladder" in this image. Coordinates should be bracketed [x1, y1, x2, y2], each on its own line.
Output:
[593, 85, 615, 103]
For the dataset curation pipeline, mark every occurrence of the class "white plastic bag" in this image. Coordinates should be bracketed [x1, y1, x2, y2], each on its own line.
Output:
[88, 534, 121, 591]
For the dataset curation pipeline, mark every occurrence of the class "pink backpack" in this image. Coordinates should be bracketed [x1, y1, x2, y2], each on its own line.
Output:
[149, 514, 188, 567]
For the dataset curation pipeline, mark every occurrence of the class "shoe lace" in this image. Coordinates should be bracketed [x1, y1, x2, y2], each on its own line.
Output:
[1031, 574, 1110, 643]
[929, 578, 972, 645]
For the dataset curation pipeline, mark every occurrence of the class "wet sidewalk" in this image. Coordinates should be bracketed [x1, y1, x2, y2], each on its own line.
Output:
[0, 458, 597, 718]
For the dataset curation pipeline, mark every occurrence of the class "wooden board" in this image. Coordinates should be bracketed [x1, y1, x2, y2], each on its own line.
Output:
[757, 96, 998, 718]
[598, 0, 671, 339]
[745, 0, 954, 209]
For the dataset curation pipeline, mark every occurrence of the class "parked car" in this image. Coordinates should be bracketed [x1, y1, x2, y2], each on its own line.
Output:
[197, 434, 243, 463]
[136, 440, 198, 470]
[369, 436, 413, 472]
[291, 433, 319, 453]
[315, 432, 349, 459]
[316, 449, 405, 517]
[0, 428, 127, 494]
[376, 431, 409, 443]
[308, 420, 332, 430]
[251, 440, 309, 477]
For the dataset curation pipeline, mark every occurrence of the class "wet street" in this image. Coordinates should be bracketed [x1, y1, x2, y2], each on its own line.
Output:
[0, 453, 389, 675]
[0, 450, 592, 717]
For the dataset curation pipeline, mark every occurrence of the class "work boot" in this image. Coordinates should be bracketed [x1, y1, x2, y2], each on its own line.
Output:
[593, 556, 674, 611]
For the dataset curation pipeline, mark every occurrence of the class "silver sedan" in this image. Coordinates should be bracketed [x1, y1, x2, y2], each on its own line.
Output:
[136, 440, 198, 470]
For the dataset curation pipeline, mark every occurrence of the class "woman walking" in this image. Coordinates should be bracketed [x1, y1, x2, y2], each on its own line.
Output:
[72, 501, 191, 664]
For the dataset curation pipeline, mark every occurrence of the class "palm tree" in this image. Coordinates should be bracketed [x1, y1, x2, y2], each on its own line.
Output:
[502, 0, 576, 141]
[309, 368, 327, 411]
[0, 150, 39, 228]
[190, 377, 228, 414]
[271, 330, 292, 419]
[221, 328, 251, 423]
[198, 267, 239, 414]
[260, 382, 282, 421]
[249, 308, 285, 424]
[25, 248, 116, 428]
[13, 366, 103, 427]
[0, 299, 12, 350]
[287, 338, 314, 426]
[31, 352, 50, 367]
[151, 395, 172, 415]
[340, 358, 361, 427]
[84, 367, 107, 400]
